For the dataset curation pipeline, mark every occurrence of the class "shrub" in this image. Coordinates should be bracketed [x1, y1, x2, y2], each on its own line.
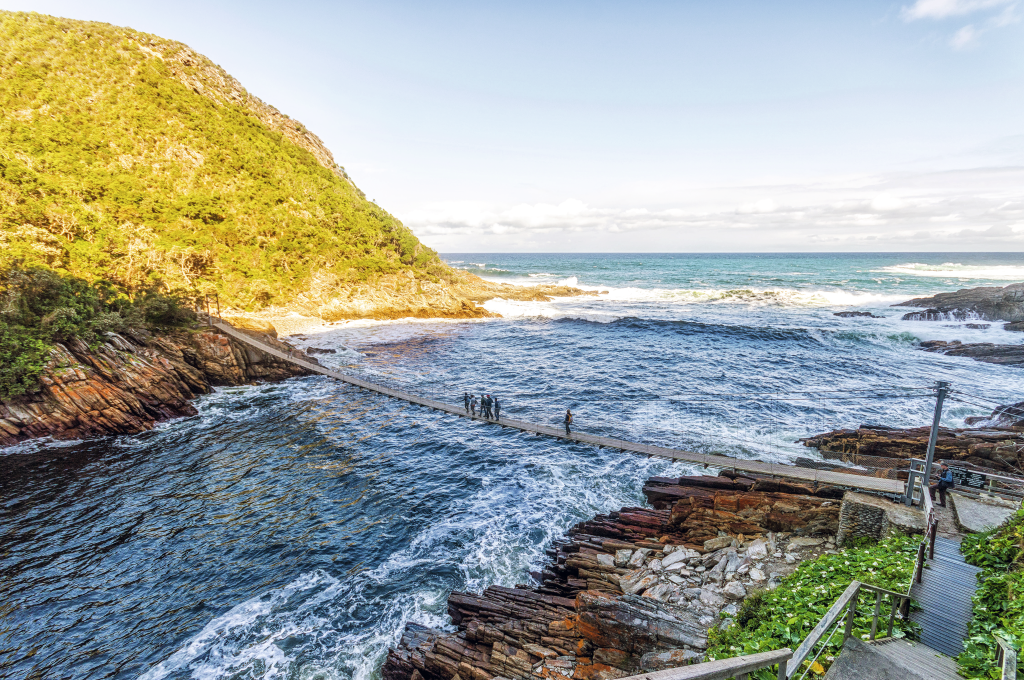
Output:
[706, 534, 921, 679]
[958, 508, 1024, 679]
[0, 262, 195, 398]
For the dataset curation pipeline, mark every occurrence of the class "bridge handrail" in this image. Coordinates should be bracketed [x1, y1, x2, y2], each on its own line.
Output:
[995, 635, 1018, 680]
[209, 321, 906, 495]
[615, 648, 792, 680]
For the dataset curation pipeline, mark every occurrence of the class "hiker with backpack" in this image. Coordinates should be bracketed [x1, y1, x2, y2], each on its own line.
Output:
[930, 463, 954, 507]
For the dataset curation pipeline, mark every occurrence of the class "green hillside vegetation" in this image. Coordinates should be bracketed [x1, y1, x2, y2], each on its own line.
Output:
[0, 11, 446, 311]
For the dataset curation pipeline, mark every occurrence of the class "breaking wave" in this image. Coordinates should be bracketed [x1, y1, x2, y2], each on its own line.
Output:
[878, 263, 1024, 280]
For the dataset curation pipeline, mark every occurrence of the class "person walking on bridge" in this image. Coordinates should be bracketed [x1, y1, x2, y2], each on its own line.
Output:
[483, 394, 493, 419]
[930, 462, 954, 507]
[564, 409, 573, 435]
[470, 395, 478, 417]
[493, 397, 501, 421]
[464, 392, 470, 414]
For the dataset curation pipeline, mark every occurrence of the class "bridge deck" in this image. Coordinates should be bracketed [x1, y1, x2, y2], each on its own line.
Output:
[214, 322, 905, 495]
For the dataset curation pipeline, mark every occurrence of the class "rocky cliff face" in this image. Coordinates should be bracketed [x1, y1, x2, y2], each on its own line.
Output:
[0, 328, 313, 448]
[895, 283, 1024, 326]
[381, 475, 841, 680]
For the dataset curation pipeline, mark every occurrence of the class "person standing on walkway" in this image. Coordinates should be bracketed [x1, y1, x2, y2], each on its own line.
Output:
[484, 394, 493, 419]
[564, 409, 573, 435]
[470, 395, 478, 417]
[464, 392, 470, 413]
[929, 463, 954, 507]
[493, 397, 501, 421]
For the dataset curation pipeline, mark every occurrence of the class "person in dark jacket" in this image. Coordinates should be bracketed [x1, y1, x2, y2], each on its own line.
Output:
[493, 397, 501, 421]
[464, 392, 470, 413]
[929, 463, 954, 507]
[483, 394, 492, 419]
[564, 409, 573, 435]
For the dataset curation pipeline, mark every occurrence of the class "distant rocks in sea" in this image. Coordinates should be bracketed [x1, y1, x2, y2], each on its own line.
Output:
[894, 282, 1024, 327]
[919, 340, 1024, 366]
[305, 346, 337, 355]
[833, 311, 884, 318]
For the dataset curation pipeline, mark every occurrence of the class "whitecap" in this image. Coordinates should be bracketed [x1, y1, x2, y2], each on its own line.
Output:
[876, 263, 1024, 280]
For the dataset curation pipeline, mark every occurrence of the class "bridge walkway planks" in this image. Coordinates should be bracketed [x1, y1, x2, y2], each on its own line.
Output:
[213, 322, 905, 496]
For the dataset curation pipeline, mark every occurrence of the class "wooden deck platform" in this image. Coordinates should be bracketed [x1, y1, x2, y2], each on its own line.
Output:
[215, 322, 906, 496]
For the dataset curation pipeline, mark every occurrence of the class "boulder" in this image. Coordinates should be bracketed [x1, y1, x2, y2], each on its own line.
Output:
[614, 550, 633, 568]
[746, 538, 769, 560]
[703, 536, 734, 552]
[723, 581, 746, 600]
[627, 549, 651, 569]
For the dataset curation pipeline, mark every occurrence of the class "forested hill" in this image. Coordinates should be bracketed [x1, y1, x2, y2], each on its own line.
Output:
[0, 11, 448, 310]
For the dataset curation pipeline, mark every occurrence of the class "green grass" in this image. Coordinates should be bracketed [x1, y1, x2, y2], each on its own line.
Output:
[957, 508, 1024, 679]
[0, 11, 446, 311]
[705, 534, 921, 678]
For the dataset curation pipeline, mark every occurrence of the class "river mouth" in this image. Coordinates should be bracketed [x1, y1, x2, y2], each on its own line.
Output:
[4, 253, 1024, 680]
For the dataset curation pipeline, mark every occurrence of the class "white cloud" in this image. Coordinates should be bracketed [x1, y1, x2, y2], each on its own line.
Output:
[902, 0, 1014, 20]
[405, 167, 1024, 251]
[950, 23, 980, 47]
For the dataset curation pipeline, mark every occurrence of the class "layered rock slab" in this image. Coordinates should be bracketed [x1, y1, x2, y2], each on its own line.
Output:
[0, 329, 313, 447]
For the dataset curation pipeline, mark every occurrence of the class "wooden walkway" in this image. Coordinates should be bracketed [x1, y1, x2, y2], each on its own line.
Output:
[214, 322, 905, 496]
[910, 535, 982, 658]
[862, 638, 962, 679]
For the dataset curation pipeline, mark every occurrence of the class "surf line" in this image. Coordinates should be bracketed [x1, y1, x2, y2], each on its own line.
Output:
[212, 322, 903, 496]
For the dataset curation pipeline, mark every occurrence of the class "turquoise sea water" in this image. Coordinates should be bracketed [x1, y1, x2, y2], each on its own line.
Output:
[1, 252, 1022, 680]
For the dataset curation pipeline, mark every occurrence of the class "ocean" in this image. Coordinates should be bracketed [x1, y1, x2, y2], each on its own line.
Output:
[2, 252, 1023, 680]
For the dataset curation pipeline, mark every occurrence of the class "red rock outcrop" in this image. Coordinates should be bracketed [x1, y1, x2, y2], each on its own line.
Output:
[381, 476, 841, 680]
[0, 328, 313, 448]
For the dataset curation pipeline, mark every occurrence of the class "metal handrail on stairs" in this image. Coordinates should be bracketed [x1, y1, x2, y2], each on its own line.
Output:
[784, 581, 914, 679]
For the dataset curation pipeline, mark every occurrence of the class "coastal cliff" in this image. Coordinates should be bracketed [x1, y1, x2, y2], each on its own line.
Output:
[0, 327, 312, 448]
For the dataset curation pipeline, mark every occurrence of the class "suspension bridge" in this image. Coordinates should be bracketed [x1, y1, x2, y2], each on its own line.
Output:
[214, 321, 907, 495]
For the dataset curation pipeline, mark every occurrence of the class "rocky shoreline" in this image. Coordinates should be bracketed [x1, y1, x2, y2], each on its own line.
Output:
[381, 475, 845, 680]
[243, 271, 602, 329]
[0, 326, 313, 448]
[894, 282, 1024, 327]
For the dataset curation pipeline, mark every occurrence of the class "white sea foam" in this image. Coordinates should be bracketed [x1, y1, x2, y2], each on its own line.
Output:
[877, 263, 1024, 280]
[138, 432, 694, 680]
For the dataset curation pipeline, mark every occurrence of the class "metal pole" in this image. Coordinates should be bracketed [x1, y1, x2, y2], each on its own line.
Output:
[922, 380, 950, 504]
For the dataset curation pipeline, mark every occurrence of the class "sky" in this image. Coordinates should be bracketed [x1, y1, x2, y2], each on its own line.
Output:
[3, 0, 1024, 252]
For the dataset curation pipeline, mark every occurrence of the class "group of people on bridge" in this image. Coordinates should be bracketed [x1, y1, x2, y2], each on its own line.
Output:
[465, 393, 501, 420]
[462, 392, 575, 436]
